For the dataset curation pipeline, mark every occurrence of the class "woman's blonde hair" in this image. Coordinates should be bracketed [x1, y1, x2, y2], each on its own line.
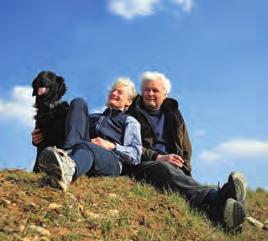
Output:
[110, 77, 137, 101]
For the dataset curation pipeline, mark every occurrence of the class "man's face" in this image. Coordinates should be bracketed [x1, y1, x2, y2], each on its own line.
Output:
[142, 80, 167, 110]
[107, 85, 132, 110]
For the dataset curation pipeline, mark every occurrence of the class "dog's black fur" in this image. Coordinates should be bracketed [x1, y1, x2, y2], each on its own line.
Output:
[32, 71, 69, 172]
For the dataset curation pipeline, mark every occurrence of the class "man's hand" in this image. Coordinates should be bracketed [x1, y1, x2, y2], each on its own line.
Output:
[31, 128, 44, 146]
[91, 137, 115, 151]
[156, 154, 184, 168]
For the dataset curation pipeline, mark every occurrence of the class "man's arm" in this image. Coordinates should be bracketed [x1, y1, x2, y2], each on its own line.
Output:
[179, 111, 192, 174]
[142, 109, 191, 173]
[140, 146, 159, 162]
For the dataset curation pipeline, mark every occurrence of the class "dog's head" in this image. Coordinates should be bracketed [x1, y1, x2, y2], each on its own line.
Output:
[32, 71, 67, 107]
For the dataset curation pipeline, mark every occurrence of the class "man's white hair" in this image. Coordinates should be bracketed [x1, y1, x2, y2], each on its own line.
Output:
[141, 71, 171, 94]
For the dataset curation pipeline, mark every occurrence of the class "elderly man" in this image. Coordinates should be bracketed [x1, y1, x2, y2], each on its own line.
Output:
[32, 78, 142, 191]
[125, 71, 247, 232]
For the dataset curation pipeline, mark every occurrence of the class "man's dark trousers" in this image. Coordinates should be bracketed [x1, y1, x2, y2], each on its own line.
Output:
[124, 160, 220, 212]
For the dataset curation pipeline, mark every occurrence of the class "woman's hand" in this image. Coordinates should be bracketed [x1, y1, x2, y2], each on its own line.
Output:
[91, 137, 115, 151]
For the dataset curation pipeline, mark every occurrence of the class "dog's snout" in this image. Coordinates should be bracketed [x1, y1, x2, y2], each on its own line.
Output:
[39, 78, 48, 87]
[38, 87, 47, 96]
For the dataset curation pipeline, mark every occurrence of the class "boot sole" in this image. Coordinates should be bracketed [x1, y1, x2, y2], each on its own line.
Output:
[48, 175, 68, 192]
[230, 172, 247, 202]
[38, 147, 64, 181]
[38, 146, 70, 192]
[224, 198, 246, 230]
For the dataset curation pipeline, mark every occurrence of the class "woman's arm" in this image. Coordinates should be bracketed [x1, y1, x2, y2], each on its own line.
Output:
[114, 116, 142, 166]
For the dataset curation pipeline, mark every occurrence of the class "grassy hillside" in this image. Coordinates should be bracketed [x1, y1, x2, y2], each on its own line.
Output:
[0, 169, 267, 241]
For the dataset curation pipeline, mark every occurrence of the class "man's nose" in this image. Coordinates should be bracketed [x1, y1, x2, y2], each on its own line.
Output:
[148, 90, 154, 95]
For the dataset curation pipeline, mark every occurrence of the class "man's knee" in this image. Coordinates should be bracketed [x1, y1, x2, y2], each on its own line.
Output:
[155, 161, 180, 172]
[153, 161, 183, 181]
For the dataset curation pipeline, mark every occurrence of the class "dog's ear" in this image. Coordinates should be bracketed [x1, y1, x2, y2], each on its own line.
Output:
[32, 77, 38, 96]
[57, 76, 67, 97]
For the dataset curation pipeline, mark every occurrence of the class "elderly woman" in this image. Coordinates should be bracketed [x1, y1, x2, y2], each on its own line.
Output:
[32, 78, 142, 191]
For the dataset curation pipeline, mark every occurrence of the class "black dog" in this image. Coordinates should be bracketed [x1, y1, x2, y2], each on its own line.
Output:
[32, 71, 69, 172]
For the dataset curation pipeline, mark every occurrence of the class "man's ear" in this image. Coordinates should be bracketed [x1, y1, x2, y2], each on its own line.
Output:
[164, 91, 168, 99]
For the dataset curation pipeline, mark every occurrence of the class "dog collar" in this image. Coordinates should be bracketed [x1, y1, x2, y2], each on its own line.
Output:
[49, 100, 61, 109]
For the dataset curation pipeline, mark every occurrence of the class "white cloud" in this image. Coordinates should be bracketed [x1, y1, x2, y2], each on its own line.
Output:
[108, 0, 194, 19]
[0, 86, 35, 127]
[173, 0, 193, 13]
[199, 139, 268, 164]
[108, 0, 160, 19]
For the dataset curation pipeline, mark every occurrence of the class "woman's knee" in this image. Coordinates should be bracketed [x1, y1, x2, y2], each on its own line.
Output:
[70, 97, 88, 110]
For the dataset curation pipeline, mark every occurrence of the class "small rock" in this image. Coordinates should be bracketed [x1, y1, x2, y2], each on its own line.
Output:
[108, 193, 117, 198]
[0, 197, 11, 206]
[38, 237, 50, 241]
[48, 202, 62, 210]
[29, 225, 50, 236]
[21, 238, 32, 241]
[30, 202, 38, 208]
[85, 210, 101, 219]
[19, 224, 26, 232]
[3, 226, 14, 233]
[109, 209, 119, 217]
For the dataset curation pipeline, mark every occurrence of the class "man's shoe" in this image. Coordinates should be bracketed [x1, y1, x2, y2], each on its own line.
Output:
[38, 146, 76, 192]
[218, 172, 247, 203]
[223, 198, 246, 232]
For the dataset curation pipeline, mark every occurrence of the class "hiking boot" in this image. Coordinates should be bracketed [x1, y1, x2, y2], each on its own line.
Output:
[223, 198, 246, 232]
[38, 146, 76, 192]
[218, 172, 247, 203]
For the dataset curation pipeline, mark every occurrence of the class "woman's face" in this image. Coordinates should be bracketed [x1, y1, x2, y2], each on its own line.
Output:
[107, 85, 132, 110]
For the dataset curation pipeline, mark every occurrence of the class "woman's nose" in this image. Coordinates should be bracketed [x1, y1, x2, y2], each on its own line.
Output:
[110, 90, 118, 97]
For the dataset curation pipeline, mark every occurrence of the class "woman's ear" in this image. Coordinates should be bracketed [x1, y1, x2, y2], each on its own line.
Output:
[124, 98, 132, 110]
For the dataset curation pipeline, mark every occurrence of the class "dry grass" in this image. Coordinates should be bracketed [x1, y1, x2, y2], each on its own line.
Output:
[0, 169, 267, 241]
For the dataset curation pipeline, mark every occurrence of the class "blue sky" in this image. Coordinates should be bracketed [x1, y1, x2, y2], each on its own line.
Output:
[0, 0, 266, 189]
